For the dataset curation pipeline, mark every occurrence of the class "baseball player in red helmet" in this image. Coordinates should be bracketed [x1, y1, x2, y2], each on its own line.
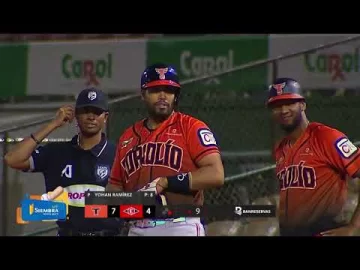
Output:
[107, 63, 225, 236]
[268, 77, 360, 236]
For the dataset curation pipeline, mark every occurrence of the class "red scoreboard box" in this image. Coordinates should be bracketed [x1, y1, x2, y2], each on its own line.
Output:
[85, 205, 108, 218]
[120, 204, 143, 219]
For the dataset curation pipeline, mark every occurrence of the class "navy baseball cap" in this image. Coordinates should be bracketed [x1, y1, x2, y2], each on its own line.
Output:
[75, 88, 109, 111]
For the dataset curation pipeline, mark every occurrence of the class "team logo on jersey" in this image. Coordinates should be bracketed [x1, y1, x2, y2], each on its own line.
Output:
[155, 68, 168, 80]
[95, 165, 110, 182]
[165, 128, 181, 136]
[277, 161, 316, 191]
[121, 137, 133, 149]
[335, 137, 358, 158]
[198, 128, 217, 147]
[121, 139, 183, 179]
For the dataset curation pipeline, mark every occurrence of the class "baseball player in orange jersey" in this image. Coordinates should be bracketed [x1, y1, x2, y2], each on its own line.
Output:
[106, 63, 225, 236]
[268, 77, 360, 236]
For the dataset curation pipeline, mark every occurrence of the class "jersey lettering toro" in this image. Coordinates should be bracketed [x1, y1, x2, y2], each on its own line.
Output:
[274, 122, 360, 230]
[109, 112, 220, 203]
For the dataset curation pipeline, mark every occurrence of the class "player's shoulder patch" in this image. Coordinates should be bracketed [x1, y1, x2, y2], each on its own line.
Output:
[197, 128, 217, 147]
[334, 136, 358, 159]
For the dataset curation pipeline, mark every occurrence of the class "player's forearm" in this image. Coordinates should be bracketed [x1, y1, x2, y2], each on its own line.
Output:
[188, 164, 224, 190]
[4, 121, 57, 165]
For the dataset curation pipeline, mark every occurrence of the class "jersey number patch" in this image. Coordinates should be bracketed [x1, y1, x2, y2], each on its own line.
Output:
[335, 137, 358, 158]
[198, 128, 217, 147]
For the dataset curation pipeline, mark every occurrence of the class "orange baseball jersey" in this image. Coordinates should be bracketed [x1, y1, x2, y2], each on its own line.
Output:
[274, 122, 360, 230]
[109, 112, 220, 202]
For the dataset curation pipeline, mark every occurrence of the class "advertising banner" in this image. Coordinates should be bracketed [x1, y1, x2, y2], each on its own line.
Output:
[27, 39, 147, 95]
[146, 35, 269, 92]
[269, 34, 360, 89]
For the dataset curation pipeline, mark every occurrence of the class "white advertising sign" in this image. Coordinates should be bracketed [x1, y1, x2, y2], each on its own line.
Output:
[27, 39, 147, 95]
[269, 34, 360, 89]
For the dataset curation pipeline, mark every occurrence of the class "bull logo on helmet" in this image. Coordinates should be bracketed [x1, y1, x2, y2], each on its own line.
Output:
[272, 82, 286, 95]
[155, 68, 168, 80]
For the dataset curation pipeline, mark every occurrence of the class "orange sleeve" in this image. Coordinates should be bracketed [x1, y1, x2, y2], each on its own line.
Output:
[109, 138, 124, 187]
[319, 129, 360, 177]
[187, 119, 220, 164]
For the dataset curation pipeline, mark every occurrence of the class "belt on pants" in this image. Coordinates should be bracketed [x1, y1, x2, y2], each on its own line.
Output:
[132, 217, 187, 228]
[58, 228, 120, 236]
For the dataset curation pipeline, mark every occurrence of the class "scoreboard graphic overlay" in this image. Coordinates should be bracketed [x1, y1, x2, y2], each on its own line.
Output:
[84, 191, 276, 220]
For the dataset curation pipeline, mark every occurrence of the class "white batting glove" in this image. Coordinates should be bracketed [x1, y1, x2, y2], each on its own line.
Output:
[138, 178, 167, 206]
[138, 177, 161, 194]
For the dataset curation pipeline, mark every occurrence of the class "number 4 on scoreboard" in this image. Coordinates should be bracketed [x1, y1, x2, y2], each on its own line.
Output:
[143, 205, 156, 218]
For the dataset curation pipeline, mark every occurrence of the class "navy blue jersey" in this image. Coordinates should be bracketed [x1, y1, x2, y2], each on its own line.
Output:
[27, 133, 122, 231]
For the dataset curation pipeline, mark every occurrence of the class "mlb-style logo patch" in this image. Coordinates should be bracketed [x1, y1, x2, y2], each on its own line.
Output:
[88, 91, 97, 100]
[335, 137, 358, 158]
[95, 165, 110, 182]
[198, 128, 217, 147]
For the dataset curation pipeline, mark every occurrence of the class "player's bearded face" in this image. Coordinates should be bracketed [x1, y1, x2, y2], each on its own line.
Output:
[75, 106, 108, 137]
[271, 100, 303, 133]
[143, 86, 176, 121]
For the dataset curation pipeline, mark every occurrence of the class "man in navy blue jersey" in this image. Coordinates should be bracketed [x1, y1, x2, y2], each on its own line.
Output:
[5, 87, 123, 236]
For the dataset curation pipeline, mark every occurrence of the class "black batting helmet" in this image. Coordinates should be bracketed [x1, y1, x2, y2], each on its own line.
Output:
[266, 78, 305, 107]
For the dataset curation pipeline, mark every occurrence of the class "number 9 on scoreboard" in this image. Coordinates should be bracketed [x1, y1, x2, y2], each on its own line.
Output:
[143, 205, 156, 218]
